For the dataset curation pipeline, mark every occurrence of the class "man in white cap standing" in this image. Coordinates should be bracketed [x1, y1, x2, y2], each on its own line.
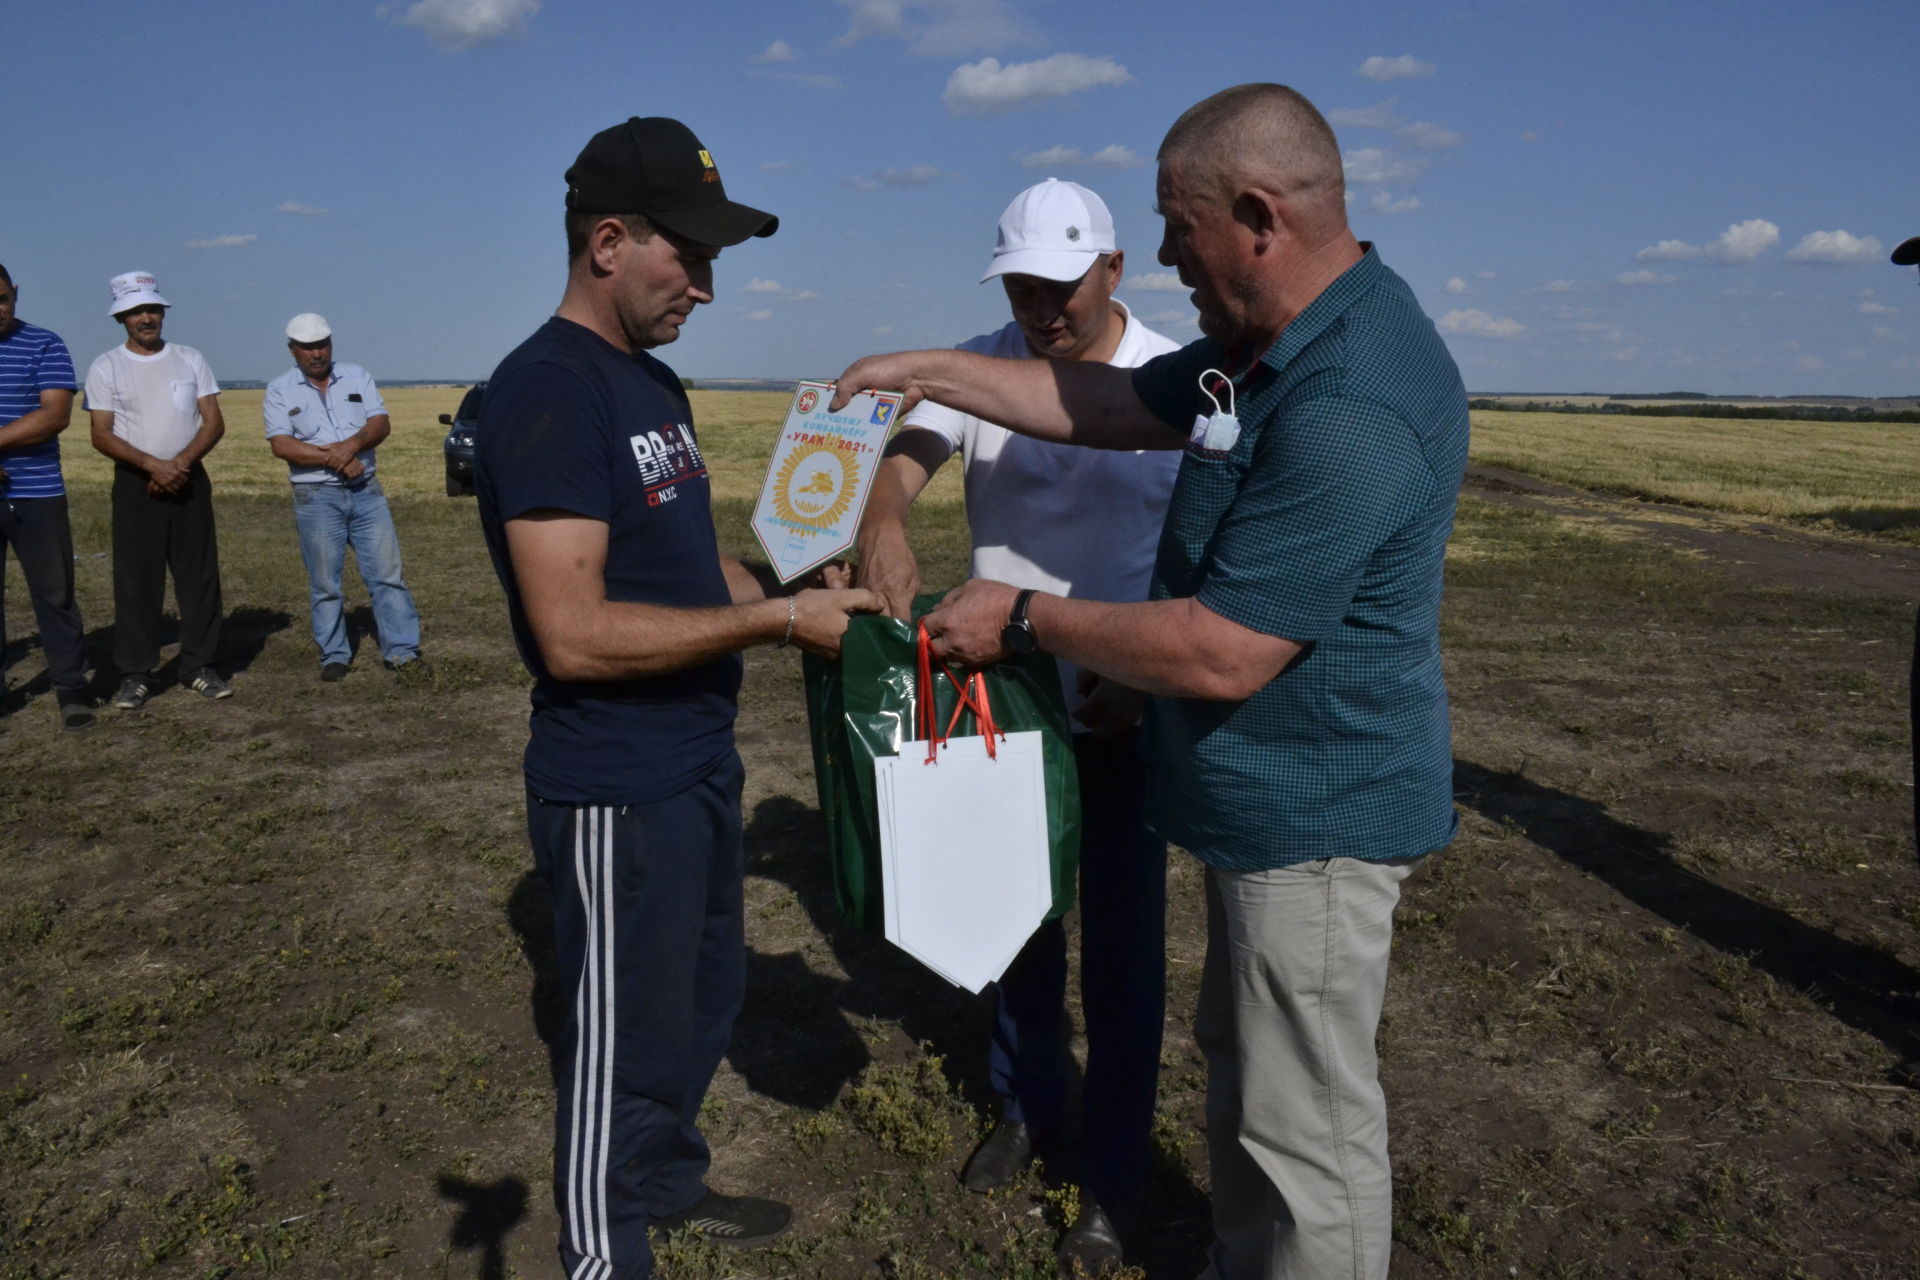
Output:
[85, 271, 230, 707]
[853, 178, 1180, 1274]
[262, 313, 423, 681]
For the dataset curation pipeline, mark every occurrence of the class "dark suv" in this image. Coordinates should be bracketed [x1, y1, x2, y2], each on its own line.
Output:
[440, 383, 485, 496]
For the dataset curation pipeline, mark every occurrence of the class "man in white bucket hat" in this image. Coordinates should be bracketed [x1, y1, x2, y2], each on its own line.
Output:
[853, 178, 1181, 1274]
[85, 271, 231, 708]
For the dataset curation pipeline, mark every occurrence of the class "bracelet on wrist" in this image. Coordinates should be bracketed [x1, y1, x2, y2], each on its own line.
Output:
[776, 595, 797, 649]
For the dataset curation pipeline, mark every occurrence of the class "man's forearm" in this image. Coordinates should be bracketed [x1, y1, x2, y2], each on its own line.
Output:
[268, 436, 336, 468]
[0, 403, 73, 453]
[1028, 594, 1299, 701]
[838, 351, 1178, 450]
[545, 595, 789, 681]
[719, 554, 782, 604]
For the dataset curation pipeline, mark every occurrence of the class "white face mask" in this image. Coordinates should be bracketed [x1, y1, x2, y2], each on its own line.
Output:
[1186, 367, 1242, 453]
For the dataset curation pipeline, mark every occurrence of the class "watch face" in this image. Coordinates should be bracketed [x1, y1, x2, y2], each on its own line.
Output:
[1001, 622, 1036, 654]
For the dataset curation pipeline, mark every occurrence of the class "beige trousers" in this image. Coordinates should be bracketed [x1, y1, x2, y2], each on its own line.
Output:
[1196, 856, 1420, 1280]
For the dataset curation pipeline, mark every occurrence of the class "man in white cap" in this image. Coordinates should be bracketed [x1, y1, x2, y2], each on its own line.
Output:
[85, 271, 230, 707]
[853, 177, 1180, 1274]
[262, 313, 423, 681]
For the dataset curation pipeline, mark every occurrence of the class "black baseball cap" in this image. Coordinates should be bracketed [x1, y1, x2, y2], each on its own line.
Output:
[565, 116, 778, 247]
[1893, 236, 1920, 267]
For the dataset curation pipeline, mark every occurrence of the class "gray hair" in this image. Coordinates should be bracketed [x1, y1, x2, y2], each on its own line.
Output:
[1159, 84, 1347, 228]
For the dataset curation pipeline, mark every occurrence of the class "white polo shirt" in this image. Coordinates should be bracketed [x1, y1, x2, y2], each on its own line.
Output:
[901, 301, 1182, 708]
[84, 342, 220, 461]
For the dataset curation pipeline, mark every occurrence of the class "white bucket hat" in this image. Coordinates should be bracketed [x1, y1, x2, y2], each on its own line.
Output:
[980, 178, 1117, 284]
[286, 313, 332, 343]
[108, 271, 169, 317]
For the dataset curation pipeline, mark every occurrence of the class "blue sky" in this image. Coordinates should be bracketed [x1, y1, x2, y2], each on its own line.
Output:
[8, 0, 1917, 395]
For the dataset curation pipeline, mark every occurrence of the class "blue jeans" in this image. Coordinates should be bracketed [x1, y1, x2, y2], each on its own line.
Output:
[990, 728, 1168, 1209]
[290, 478, 420, 666]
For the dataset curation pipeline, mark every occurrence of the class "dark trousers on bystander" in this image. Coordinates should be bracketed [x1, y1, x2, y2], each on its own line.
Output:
[110, 463, 222, 676]
[0, 493, 88, 692]
[989, 728, 1168, 1211]
[527, 751, 748, 1280]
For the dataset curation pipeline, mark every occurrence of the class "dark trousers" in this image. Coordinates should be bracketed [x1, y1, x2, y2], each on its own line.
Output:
[110, 463, 222, 676]
[0, 494, 87, 692]
[528, 751, 747, 1280]
[990, 729, 1168, 1208]
[1911, 605, 1918, 851]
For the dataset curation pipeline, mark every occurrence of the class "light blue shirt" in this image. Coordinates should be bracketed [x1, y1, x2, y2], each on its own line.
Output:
[263, 361, 387, 483]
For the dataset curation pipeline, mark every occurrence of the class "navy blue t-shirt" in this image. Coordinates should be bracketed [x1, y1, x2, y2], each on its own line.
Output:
[476, 317, 740, 805]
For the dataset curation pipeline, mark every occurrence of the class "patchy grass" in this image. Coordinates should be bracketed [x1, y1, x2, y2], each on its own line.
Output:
[1471, 407, 1920, 542]
[2, 393, 1917, 1276]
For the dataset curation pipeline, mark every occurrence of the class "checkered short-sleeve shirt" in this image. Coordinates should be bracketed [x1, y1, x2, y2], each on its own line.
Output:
[1129, 247, 1470, 870]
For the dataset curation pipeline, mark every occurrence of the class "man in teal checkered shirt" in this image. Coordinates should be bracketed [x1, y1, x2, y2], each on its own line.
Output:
[833, 82, 1468, 1280]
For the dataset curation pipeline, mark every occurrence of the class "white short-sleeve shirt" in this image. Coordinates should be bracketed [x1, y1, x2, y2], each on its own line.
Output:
[901, 301, 1182, 707]
[84, 342, 220, 461]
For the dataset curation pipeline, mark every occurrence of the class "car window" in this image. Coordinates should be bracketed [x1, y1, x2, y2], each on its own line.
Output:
[456, 387, 485, 421]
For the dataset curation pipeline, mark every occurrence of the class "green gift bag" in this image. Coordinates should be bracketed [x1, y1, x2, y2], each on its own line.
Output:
[802, 598, 1081, 934]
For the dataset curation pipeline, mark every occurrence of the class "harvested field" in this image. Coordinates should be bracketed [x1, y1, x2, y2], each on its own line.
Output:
[2, 392, 1917, 1278]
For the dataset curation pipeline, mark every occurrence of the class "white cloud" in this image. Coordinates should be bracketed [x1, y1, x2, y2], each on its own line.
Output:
[746, 310, 774, 322]
[1368, 190, 1421, 214]
[1018, 143, 1141, 170]
[1860, 300, 1897, 315]
[1616, 270, 1674, 286]
[1341, 148, 1426, 185]
[1438, 308, 1524, 338]
[277, 201, 327, 216]
[761, 160, 798, 173]
[850, 164, 944, 190]
[184, 234, 257, 250]
[1636, 218, 1780, 264]
[1520, 130, 1539, 142]
[743, 278, 782, 294]
[1538, 279, 1592, 293]
[1785, 229, 1884, 264]
[1444, 277, 1469, 294]
[751, 39, 795, 63]
[1359, 54, 1434, 81]
[872, 325, 895, 335]
[790, 290, 823, 302]
[383, 0, 538, 50]
[1796, 355, 1825, 372]
[1145, 309, 1198, 327]
[1397, 121, 1462, 150]
[1127, 273, 1188, 292]
[944, 53, 1132, 115]
[836, 0, 1042, 56]
[1476, 270, 1498, 279]
[1327, 99, 1399, 129]
[1603, 347, 1641, 362]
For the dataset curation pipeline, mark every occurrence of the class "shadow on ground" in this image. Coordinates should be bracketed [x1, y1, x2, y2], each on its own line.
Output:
[1453, 759, 1920, 1064]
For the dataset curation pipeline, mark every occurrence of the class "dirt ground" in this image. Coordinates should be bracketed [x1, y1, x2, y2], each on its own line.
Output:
[3, 447, 1918, 1279]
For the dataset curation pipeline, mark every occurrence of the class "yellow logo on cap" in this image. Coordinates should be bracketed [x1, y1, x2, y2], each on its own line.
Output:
[697, 148, 720, 183]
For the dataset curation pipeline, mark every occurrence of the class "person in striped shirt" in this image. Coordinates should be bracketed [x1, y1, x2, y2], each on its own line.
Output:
[0, 262, 93, 730]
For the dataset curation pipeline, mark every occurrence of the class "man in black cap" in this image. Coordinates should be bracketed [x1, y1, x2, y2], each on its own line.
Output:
[474, 117, 881, 1278]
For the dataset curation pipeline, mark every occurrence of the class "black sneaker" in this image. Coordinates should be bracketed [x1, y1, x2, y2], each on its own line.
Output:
[112, 674, 153, 710]
[186, 667, 233, 700]
[56, 691, 96, 731]
[650, 1191, 792, 1248]
[320, 662, 350, 683]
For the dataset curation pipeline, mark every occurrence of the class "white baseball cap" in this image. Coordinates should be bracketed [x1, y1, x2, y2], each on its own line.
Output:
[980, 178, 1117, 284]
[286, 313, 332, 343]
[108, 271, 169, 317]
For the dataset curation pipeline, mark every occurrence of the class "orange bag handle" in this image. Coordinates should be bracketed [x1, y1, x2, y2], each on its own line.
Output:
[916, 620, 1000, 763]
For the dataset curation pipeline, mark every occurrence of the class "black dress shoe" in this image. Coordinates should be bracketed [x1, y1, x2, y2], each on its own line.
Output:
[1057, 1199, 1124, 1277]
[960, 1118, 1033, 1192]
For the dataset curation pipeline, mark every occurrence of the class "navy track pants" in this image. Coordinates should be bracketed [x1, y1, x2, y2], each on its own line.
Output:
[527, 751, 746, 1280]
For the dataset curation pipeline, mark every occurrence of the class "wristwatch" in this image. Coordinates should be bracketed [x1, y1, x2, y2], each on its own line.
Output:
[1001, 588, 1039, 655]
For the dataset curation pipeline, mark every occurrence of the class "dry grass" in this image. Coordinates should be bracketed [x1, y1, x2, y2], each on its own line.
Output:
[1470, 408, 1920, 541]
